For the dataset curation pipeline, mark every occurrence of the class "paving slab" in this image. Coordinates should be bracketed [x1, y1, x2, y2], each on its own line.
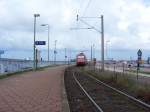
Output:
[0, 66, 69, 112]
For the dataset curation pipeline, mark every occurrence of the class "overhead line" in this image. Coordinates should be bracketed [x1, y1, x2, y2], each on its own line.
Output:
[79, 18, 101, 33]
[82, 0, 93, 16]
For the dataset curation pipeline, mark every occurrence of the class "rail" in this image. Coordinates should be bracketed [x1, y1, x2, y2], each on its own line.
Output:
[87, 74, 150, 109]
[73, 72, 104, 112]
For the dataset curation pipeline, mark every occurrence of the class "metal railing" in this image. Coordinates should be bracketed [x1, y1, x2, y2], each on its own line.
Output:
[0, 58, 71, 75]
[95, 62, 150, 85]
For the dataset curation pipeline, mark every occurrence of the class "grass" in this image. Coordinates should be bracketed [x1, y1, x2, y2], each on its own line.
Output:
[126, 69, 150, 75]
[82, 68, 150, 103]
[0, 64, 59, 80]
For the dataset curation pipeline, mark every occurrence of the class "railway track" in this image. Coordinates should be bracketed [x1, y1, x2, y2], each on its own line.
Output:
[65, 67, 150, 112]
[65, 69, 100, 112]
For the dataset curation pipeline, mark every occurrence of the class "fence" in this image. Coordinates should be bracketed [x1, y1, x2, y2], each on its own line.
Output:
[95, 62, 150, 85]
[0, 58, 68, 75]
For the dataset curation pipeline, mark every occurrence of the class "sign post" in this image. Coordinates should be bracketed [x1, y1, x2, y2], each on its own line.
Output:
[34, 41, 46, 69]
[137, 49, 142, 80]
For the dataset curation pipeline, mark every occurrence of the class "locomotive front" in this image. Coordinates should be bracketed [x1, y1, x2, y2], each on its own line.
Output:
[76, 53, 87, 66]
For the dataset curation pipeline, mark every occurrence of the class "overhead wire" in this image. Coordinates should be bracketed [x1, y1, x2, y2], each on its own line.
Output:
[82, 0, 93, 17]
[75, 0, 86, 43]
[79, 18, 101, 33]
[74, 0, 96, 53]
[77, 0, 100, 31]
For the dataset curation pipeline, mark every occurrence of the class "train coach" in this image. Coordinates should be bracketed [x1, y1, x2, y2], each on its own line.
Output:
[76, 53, 87, 66]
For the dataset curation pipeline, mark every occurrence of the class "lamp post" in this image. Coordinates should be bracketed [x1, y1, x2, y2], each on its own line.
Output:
[33, 14, 40, 70]
[41, 24, 50, 62]
[54, 40, 57, 65]
[101, 15, 104, 71]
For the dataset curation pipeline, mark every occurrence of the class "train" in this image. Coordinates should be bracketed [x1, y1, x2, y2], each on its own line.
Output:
[76, 53, 87, 66]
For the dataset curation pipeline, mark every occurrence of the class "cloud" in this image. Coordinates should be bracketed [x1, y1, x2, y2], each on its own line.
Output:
[0, 0, 150, 51]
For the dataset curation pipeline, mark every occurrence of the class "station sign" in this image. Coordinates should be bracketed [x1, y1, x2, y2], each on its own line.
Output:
[137, 49, 143, 71]
[137, 49, 142, 57]
[137, 60, 144, 64]
[35, 41, 46, 45]
[137, 49, 142, 79]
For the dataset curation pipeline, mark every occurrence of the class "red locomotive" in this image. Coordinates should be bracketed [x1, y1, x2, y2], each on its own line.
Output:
[76, 53, 87, 66]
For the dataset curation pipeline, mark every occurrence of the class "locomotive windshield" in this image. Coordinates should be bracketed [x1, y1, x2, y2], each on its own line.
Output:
[77, 56, 85, 58]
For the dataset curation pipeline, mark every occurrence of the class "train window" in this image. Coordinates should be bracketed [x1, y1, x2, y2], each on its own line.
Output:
[77, 56, 84, 58]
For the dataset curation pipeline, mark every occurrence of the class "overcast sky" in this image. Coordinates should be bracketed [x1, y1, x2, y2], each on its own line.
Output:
[0, 0, 150, 53]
